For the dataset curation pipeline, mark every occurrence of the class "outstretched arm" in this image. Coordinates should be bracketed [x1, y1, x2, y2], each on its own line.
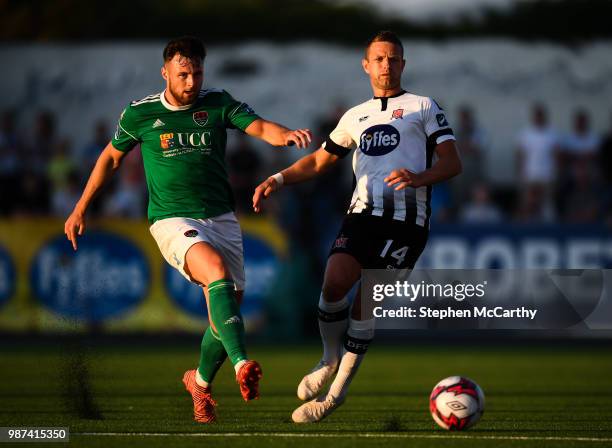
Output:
[244, 118, 312, 148]
[252, 147, 339, 212]
[64, 142, 127, 250]
[385, 140, 462, 190]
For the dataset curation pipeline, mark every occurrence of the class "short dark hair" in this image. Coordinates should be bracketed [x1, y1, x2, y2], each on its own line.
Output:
[163, 36, 206, 63]
[364, 31, 404, 59]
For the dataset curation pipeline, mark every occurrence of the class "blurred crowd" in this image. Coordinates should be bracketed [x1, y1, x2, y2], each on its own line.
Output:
[0, 111, 145, 218]
[449, 104, 612, 227]
[1, 104, 611, 229]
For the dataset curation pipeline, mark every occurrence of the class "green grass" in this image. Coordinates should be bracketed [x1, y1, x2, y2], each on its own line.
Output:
[1, 340, 611, 447]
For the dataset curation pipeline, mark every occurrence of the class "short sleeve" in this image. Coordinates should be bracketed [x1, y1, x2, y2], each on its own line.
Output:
[422, 97, 455, 145]
[224, 91, 260, 131]
[111, 106, 140, 152]
[323, 112, 356, 158]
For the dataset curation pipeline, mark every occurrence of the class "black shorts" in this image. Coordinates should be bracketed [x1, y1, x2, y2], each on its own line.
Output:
[329, 213, 429, 269]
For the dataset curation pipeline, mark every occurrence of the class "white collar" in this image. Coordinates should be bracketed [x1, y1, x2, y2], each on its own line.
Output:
[160, 90, 195, 111]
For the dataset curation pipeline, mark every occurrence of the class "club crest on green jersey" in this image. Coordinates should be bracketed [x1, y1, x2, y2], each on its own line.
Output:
[193, 111, 209, 126]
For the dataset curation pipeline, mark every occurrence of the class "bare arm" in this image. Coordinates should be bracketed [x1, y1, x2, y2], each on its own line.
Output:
[385, 140, 462, 190]
[64, 142, 128, 250]
[244, 118, 312, 148]
[252, 147, 340, 212]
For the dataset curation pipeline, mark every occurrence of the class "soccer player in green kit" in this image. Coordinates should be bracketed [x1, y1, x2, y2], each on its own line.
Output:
[64, 36, 312, 423]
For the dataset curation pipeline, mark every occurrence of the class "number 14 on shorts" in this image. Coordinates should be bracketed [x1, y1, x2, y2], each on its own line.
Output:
[379, 239, 409, 267]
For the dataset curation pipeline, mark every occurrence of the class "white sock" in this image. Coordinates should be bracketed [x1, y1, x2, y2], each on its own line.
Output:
[234, 359, 247, 374]
[347, 318, 375, 340]
[318, 294, 350, 367]
[195, 369, 210, 388]
[327, 318, 375, 401]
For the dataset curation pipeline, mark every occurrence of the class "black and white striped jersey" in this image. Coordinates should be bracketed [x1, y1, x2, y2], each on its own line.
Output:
[323, 90, 455, 228]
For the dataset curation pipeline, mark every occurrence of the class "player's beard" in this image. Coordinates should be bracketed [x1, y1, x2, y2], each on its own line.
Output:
[168, 82, 198, 106]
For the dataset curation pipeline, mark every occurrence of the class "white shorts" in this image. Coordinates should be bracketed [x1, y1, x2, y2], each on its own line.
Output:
[149, 212, 245, 290]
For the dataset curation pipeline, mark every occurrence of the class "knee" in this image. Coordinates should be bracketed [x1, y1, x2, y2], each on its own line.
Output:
[322, 280, 349, 302]
[206, 256, 229, 281]
[322, 254, 360, 302]
[185, 244, 230, 285]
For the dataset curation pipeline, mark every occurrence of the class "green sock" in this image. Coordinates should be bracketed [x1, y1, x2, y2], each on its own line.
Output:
[197, 326, 228, 383]
[207, 279, 247, 366]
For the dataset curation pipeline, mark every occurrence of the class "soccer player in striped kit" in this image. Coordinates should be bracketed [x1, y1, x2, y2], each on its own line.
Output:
[64, 36, 312, 423]
[253, 31, 462, 422]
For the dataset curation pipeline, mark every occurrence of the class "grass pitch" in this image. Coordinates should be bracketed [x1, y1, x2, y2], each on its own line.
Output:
[1, 338, 611, 447]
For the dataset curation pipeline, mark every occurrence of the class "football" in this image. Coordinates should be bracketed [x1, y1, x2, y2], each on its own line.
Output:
[429, 376, 485, 430]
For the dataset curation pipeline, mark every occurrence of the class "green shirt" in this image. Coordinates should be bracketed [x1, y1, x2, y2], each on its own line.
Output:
[111, 88, 259, 223]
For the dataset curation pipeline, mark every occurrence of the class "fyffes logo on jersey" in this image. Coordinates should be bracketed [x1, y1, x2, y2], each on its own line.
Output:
[193, 111, 209, 126]
[359, 124, 400, 156]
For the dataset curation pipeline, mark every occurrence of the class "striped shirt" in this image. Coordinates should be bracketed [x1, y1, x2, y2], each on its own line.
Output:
[323, 90, 455, 228]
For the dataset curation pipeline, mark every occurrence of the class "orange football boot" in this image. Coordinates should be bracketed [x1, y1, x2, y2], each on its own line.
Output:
[182, 369, 217, 423]
[235, 360, 263, 401]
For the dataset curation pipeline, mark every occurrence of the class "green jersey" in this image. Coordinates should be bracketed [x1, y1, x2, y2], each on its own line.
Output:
[111, 88, 260, 223]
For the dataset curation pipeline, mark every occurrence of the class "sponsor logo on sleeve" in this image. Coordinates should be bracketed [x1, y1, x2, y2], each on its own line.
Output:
[239, 103, 255, 115]
[436, 113, 449, 127]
